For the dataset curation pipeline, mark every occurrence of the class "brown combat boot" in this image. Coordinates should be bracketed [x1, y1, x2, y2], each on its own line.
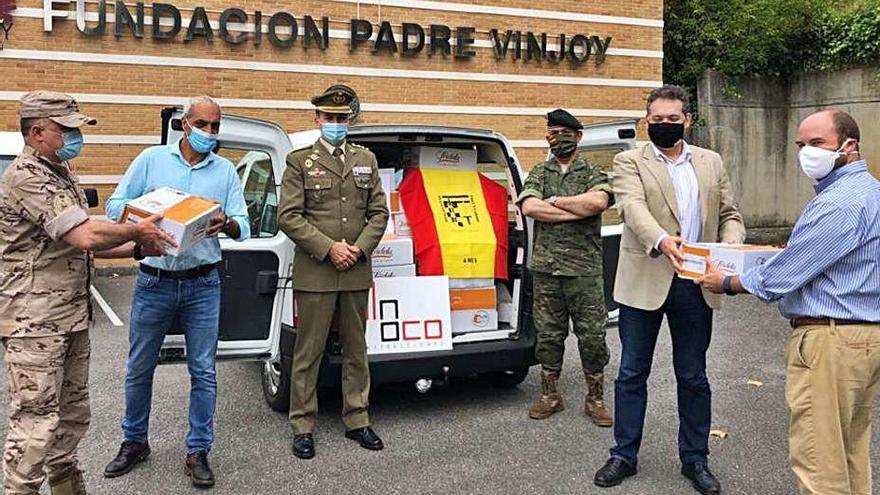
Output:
[49, 467, 87, 495]
[585, 371, 613, 427]
[528, 369, 564, 419]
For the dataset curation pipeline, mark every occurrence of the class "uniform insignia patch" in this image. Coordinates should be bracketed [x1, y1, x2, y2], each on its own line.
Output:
[353, 166, 372, 176]
[305, 159, 313, 168]
[307, 168, 326, 177]
[51, 191, 76, 215]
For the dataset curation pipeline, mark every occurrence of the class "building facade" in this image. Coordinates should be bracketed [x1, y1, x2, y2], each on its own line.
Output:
[0, 0, 663, 209]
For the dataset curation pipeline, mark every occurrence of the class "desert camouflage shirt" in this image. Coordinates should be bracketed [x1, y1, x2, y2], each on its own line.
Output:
[0, 145, 92, 338]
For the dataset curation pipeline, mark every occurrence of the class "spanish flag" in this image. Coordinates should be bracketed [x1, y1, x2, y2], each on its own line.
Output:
[399, 168, 508, 279]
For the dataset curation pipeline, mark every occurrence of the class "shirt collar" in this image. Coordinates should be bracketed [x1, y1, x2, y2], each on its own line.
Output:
[21, 144, 72, 175]
[319, 138, 345, 156]
[651, 140, 692, 166]
[172, 139, 217, 170]
[815, 160, 868, 193]
[546, 156, 584, 173]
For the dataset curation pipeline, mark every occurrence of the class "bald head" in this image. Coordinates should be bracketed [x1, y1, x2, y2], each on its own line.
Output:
[796, 110, 861, 163]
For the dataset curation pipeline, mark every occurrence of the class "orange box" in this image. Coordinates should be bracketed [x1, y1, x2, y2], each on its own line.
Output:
[121, 186, 219, 256]
[680, 244, 712, 280]
[390, 190, 401, 213]
[449, 286, 497, 310]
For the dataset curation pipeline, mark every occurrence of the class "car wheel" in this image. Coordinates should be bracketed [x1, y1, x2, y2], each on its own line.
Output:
[261, 358, 291, 412]
[484, 367, 530, 388]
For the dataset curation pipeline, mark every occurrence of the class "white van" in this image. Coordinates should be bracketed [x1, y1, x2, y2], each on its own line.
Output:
[0, 131, 24, 176]
[150, 109, 637, 411]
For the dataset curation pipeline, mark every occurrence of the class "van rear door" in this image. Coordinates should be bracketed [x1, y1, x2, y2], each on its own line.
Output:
[158, 110, 293, 362]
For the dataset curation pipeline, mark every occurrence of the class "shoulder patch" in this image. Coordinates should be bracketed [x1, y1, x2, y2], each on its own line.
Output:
[52, 191, 76, 216]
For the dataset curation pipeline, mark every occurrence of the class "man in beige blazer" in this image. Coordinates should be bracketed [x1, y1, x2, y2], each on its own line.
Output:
[593, 86, 745, 495]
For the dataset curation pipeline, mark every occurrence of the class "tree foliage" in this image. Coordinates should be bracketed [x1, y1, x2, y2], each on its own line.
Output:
[664, 0, 880, 105]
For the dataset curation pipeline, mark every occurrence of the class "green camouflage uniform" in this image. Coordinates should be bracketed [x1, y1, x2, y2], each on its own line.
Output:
[0, 145, 93, 495]
[517, 157, 612, 373]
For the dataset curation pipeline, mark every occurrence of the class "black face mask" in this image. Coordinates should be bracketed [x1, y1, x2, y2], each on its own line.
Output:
[549, 133, 578, 160]
[648, 123, 685, 149]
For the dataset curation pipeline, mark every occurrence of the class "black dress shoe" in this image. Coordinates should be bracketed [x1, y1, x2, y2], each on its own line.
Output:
[104, 441, 151, 478]
[594, 457, 637, 487]
[185, 451, 215, 488]
[292, 433, 315, 459]
[344, 427, 384, 451]
[681, 463, 721, 495]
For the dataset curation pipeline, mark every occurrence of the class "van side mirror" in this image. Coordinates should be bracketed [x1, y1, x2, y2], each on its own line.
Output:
[84, 188, 99, 208]
[255, 270, 279, 295]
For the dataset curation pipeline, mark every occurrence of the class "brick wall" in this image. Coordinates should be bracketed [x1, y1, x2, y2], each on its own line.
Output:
[2, 0, 662, 207]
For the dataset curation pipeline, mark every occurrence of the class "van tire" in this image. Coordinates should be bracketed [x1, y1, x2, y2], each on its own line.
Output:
[484, 367, 529, 388]
[261, 358, 291, 412]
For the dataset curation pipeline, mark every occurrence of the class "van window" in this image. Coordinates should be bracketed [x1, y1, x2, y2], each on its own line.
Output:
[222, 149, 277, 238]
[0, 156, 14, 176]
[577, 146, 625, 226]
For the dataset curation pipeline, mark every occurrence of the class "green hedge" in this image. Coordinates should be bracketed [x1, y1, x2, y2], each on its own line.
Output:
[664, 0, 880, 104]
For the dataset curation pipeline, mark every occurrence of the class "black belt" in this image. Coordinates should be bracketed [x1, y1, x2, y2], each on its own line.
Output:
[139, 262, 220, 280]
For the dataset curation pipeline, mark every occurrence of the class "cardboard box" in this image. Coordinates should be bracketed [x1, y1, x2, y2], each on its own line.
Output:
[392, 211, 411, 237]
[449, 278, 495, 289]
[121, 187, 219, 256]
[416, 146, 477, 171]
[681, 243, 782, 280]
[389, 191, 401, 213]
[452, 308, 498, 334]
[372, 237, 414, 267]
[372, 264, 416, 278]
[449, 286, 497, 311]
[367, 276, 453, 354]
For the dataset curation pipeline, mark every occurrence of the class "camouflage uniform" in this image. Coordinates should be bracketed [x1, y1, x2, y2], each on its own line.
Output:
[518, 157, 612, 373]
[0, 92, 96, 495]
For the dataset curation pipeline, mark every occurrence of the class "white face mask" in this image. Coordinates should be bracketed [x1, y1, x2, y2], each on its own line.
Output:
[798, 139, 853, 180]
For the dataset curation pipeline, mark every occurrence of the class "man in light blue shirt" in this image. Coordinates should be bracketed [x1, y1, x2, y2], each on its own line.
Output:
[102, 96, 249, 488]
[699, 110, 880, 495]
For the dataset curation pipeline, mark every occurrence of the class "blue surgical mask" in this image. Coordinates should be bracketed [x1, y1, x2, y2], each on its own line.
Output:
[321, 122, 348, 145]
[55, 129, 84, 161]
[186, 120, 218, 154]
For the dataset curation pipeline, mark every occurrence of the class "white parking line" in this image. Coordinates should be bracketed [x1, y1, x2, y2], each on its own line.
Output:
[90, 285, 124, 327]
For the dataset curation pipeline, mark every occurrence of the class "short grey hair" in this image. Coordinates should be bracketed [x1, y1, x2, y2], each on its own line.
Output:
[183, 96, 220, 118]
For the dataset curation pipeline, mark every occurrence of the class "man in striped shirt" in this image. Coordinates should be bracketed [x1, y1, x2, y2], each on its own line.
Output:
[699, 110, 880, 495]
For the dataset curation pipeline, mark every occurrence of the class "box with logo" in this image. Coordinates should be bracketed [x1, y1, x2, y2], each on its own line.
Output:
[120, 186, 219, 256]
[451, 308, 499, 334]
[449, 286, 497, 310]
[371, 237, 414, 267]
[680, 243, 782, 280]
[415, 146, 478, 171]
[372, 264, 416, 278]
[392, 211, 411, 237]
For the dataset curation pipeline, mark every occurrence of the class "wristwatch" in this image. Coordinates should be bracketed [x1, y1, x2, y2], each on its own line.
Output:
[722, 275, 736, 296]
[547, 195, 559, 206]
[133, 244, 145, 261]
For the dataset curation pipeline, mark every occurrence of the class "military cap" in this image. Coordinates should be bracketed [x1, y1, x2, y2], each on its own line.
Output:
[311, 86, 354, 114]
[19, 90, 97, 128]
[546, 109, 583, 130]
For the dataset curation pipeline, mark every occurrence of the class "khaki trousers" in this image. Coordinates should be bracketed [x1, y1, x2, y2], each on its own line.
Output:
[2, 331, 91, 495]
[288, 290, 370, 434]
[785, 322, 880, 495]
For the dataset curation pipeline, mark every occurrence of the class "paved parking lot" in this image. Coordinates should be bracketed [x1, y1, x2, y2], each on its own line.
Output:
[1, 274, 877, 494]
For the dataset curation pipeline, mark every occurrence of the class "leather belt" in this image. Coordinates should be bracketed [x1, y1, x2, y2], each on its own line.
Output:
[139, 262, 220, 280]
[790, 317, 874, 328]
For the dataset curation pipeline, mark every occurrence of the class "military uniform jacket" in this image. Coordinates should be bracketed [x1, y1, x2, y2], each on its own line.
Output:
[0, 145, 92, 338]
[278, 139, 389, 292]
[517, 157, 613, 277]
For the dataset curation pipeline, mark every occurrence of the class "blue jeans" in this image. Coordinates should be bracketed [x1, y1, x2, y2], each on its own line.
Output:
[611, 277, 713, 466]
[123, 269, 221, 454]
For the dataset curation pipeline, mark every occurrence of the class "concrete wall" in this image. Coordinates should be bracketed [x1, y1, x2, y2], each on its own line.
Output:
[696, 69, 880, 228]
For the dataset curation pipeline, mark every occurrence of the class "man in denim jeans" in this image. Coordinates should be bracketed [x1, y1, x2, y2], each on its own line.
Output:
[102, 96, 250, 488]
